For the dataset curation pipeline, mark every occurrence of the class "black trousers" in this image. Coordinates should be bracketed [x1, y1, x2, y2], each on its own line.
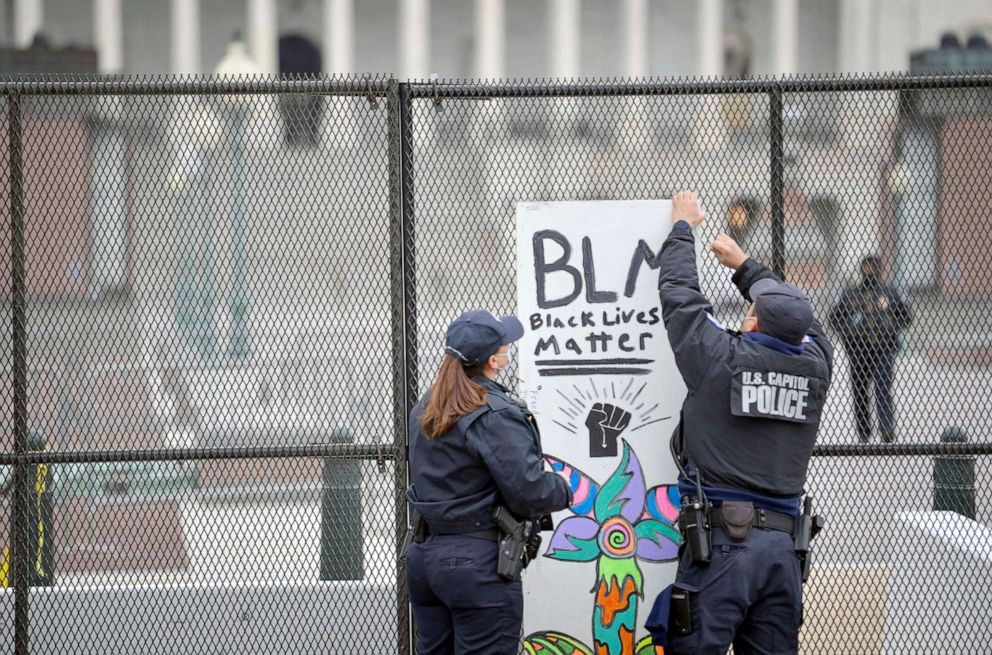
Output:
[848, 347, 896, 442]
[407, 534, 523, 655]
[667, 527, 803, 655]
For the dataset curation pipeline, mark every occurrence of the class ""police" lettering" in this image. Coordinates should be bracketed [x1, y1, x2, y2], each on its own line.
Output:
[740, 385, 809, 420]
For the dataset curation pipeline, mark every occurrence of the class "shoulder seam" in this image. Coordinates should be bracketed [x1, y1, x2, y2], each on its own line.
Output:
[486, 393, 513, 412]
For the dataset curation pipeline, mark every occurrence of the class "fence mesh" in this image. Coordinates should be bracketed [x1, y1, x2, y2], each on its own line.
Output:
[1, 75, 991, 654]
[1, 77, 408, 655]
[1, 90, 12, 649]
[403, 78, 992, 654]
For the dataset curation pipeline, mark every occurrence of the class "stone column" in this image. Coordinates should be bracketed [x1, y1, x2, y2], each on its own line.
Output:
[171, 0, 201, 74]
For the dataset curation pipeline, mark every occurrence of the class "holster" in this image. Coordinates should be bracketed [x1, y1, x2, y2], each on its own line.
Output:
[400, 507, 426, 560]
[493, 506, 534, 581]
[794, 497, 825, 583]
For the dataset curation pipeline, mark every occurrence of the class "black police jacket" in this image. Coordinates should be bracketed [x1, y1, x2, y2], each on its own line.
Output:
[659, 223, 834, 498]
[406, 376, 571, 534]
[827, 280, 912, 353]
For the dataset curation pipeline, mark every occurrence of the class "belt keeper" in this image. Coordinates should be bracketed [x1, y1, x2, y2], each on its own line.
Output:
[757, 509, 766, 527]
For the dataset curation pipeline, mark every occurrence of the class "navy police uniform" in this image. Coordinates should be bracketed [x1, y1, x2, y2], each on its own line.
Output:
[405, 312, 570, 655]
[648, 222, 834, 654]
[828, 270, 912, 443]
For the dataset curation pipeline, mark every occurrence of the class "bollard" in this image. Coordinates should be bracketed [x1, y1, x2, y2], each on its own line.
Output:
[319, 428, 365, 581]
[1, 429, 55, 587]
[933, 427, 976, 520]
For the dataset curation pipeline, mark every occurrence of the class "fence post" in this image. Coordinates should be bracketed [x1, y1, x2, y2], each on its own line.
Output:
[933, 427, 976, 519]
[769, 86, 786, 279]
[398, 84, 418, 431]
[7, 90, 31, 655]
[388, 79, 416, 655]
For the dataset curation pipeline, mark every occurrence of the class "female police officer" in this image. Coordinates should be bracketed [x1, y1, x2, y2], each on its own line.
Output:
[405, 309, 571, 654]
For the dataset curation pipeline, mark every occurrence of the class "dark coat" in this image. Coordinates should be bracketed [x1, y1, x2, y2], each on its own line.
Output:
[659, 223, 834, 497]
[828, 280, 912, 353]
[406, 376, 570, 533]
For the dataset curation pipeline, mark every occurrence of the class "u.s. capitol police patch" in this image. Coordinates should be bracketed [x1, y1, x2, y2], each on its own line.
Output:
[730, 369, 813, 423]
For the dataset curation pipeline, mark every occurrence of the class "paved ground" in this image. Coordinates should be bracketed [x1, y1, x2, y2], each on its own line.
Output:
[819, 348, 992, 446]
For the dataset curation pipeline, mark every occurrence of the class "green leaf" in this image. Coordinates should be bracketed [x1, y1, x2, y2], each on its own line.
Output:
[635, 635, 659, 654]
[546, 533, 601, 563]
[594, 442, 637, 522]
[523, 631, 593, 655]
[633, 519, 681, 562]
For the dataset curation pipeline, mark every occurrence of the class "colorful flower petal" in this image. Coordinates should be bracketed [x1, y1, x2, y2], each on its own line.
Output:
[545, 455, 599, 518]
[594, 440, 646, 523]
[545, 516, 601, 562]
[641, 484, 682, 525]
[634, 518, 680, 562]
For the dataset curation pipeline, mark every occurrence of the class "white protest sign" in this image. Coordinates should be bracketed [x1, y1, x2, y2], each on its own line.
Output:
[515, 200, 686, 655]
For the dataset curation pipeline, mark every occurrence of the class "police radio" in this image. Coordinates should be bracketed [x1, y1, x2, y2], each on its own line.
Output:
[678, 470, 712, 564]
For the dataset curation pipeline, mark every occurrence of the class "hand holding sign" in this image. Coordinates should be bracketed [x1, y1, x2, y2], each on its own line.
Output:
[710, 233, 749, 271]
[672, 191, 708, 229]
[585, 402, 632, 458]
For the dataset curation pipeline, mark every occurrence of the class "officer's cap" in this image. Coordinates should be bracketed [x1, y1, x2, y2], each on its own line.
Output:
[750, 279, 815, 345]
[444, 310, 524, 365]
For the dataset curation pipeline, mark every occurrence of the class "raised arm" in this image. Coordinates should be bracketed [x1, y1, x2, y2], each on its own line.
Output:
[712, 234, 834, 373]
[658, 192, 731, 390]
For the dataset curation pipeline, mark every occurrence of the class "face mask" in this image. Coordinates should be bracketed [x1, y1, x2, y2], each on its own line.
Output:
[495, 351, 513, 369]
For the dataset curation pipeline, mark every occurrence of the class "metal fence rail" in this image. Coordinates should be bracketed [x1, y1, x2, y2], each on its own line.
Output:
[402, 73, 992, 654]
[2, 73, 991, 654]
[1, 76, 410, 655]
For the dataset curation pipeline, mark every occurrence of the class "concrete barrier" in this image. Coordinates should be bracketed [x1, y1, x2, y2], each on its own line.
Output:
[884, 511, 992, 654]
[0, 581, 397, 655]
[800, 565, 889, 654]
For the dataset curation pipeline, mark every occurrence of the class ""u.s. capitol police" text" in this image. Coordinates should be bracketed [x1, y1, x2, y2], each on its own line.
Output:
[739, 371, 811, 421]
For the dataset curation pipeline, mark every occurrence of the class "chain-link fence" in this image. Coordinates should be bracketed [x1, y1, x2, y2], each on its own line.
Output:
[2, 74, 991, 654]
[402, 76, 992, 655]
[0, 77, 411, 655]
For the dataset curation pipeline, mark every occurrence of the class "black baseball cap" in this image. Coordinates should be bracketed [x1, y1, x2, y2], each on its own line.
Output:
[750, 279, 814, 345]
[444, 310, 525, 365]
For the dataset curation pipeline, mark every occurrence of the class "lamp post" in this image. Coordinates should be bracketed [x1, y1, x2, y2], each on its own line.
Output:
[170, 104, 224, 359]
[214, 37, 261, 359]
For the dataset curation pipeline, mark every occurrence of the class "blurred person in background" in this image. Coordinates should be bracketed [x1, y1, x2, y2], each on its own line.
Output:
[828, 255, 913, 443]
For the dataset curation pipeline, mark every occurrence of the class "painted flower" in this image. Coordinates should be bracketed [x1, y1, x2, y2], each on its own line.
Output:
[545, 440, 681, 566]
[538, 440, 681, 655]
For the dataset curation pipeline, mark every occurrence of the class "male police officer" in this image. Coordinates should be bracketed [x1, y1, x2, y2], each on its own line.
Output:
[647, 192, 833, 654]
[828, 255, 912, 443]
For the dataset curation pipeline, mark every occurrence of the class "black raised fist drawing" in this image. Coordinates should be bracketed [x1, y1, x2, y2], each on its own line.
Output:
[585, 402, 632, 458]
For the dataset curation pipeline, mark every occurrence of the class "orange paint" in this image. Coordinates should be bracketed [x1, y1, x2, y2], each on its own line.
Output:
[595, 576, 637, 627]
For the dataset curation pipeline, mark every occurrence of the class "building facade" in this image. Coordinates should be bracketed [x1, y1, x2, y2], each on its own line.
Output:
[3, 0, 992, 79]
